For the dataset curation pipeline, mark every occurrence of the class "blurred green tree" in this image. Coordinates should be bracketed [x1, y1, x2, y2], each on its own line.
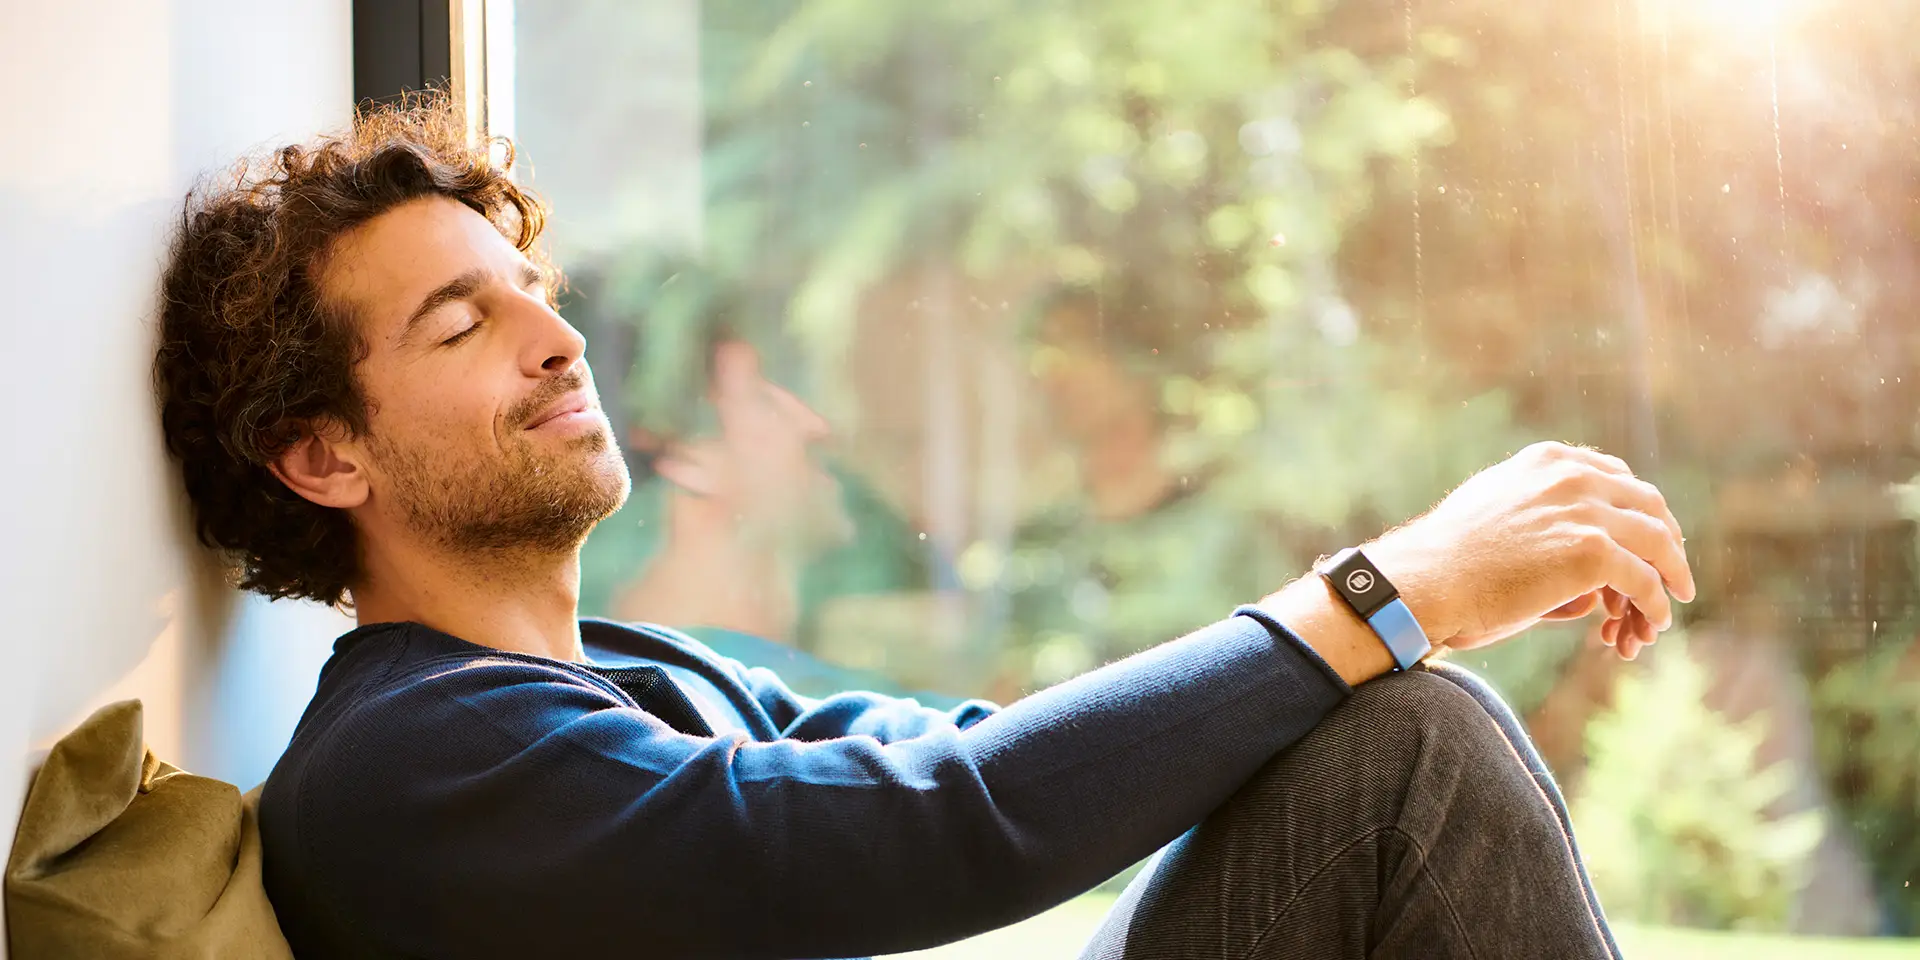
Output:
[1573, 638, 1825, 932]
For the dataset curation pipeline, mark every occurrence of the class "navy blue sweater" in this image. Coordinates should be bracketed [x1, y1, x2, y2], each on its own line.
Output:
[258, 611, 1349, 959]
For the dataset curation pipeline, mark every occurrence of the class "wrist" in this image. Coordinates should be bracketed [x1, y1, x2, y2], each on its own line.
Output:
[1357, 531, 1458, 649]
[1255, 575, 1397, 688]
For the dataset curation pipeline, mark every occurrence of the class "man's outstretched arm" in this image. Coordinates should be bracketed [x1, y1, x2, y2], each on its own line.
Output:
[737, 439, 1696, 746]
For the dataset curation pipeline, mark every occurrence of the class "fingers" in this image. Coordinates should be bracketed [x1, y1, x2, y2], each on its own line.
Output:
[1618, 605, 1655, 660]
[1596, 602, 1656, 660]
[1597, 474, 1692, 588]
[1551, 458, 1694, 602]
[1534, 444, 1692, 595]
[1554, 446, 1691, 654]
[1587, 507, 1695, 612]
[1595, 540, 1674, 633]
[1601, 586, 1630, 619]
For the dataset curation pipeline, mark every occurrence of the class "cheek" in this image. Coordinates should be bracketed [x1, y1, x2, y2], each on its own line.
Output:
[372, 376, 504, 452]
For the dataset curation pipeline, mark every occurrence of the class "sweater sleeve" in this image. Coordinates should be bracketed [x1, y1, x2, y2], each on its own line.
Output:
[299, 612, 1347, 960]
[733, 658, 1003, 742]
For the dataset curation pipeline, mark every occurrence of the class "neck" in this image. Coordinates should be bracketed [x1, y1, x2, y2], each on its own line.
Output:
[351, 534, 586, 662]
[1077, 412, 1176, 521]
[613, 492, 800, 643]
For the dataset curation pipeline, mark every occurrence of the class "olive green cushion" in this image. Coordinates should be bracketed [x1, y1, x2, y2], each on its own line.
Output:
[5, 700, 293, 959]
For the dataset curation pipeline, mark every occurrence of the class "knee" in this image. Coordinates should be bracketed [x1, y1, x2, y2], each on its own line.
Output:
[1208, 667, 1528, 825]
[1272, 666, 1525, 807]
[1337, 667, 1508, 758]
[1198, 668, 1527, 853]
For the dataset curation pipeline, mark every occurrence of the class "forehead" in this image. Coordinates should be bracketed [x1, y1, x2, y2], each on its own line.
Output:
[317, 195, 521, 338]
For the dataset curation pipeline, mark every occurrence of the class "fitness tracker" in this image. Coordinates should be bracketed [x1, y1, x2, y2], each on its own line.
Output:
[1318, 546, 1432, 671]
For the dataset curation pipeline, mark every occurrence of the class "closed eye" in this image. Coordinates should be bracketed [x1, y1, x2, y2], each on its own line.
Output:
[442, 321, 483, 346]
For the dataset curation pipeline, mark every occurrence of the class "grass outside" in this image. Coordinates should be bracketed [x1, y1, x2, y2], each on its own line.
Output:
[885, 893, 1920, 959]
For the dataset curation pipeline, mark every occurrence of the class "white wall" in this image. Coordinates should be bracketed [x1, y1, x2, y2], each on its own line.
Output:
[0, 1, 355, 952]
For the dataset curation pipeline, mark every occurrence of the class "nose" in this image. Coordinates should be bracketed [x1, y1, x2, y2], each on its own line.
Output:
[783, 391, 831, 443]
[518, 292, 587, 377]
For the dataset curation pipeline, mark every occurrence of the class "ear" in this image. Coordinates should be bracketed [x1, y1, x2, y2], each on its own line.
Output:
[266, 422, 369, 510]
[652, 442, 721, 499]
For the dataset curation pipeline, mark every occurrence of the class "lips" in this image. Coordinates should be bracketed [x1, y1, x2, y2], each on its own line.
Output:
[523, 391, 594, 430]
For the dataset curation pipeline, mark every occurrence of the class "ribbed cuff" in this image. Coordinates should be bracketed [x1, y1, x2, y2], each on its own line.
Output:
[1233, 604, 1355, 696]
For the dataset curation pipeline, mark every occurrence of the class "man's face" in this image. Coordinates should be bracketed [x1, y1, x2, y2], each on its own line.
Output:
[698, 341, 851, 552]
[318, 196, 629, 556]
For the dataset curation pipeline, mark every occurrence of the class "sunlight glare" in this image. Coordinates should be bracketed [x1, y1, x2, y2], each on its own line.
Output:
[1653, 0, 1810, 40]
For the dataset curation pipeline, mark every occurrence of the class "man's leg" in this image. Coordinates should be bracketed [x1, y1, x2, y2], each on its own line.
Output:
[1078, 663, 1620, 960]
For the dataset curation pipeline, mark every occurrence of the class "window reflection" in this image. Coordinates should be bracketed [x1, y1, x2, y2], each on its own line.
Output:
[518, 0, 1920, 943]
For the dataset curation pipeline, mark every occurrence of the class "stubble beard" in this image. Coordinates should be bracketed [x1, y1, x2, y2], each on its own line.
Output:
[373, 424, 631, 560]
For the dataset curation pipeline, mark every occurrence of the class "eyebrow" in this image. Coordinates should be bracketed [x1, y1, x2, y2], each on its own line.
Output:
[396, 262, 548, 345]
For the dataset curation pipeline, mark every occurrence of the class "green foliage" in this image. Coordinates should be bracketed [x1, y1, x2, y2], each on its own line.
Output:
[1572, 638, 1825, 932]
[691, 0, 1475, 428]
[1811, 630, 1920, 932]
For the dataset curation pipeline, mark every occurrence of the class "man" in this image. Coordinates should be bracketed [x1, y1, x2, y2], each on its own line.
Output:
[156, 96, 1692, 958]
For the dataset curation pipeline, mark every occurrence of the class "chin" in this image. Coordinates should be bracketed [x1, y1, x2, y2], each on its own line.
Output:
[544, 433, 632, 516]
[583, 443, 633, 506]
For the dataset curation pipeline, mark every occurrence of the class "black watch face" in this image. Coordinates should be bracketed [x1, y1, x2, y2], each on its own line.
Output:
[1327, 548, 1394, 618]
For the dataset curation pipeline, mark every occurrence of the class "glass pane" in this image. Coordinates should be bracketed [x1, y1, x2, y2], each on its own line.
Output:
[514, 0, 1920, 947]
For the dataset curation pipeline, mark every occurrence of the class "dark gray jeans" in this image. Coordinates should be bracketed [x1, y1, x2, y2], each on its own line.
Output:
[1080, 662, 1622, 959]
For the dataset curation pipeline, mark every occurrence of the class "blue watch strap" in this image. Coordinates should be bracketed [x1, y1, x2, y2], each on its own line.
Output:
[1319, 546, 1433, 672]
[1364, 596, 1431, 671]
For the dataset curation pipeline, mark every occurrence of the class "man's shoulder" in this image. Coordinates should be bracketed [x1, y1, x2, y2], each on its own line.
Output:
[267, 635, 628, 808]
[256, 633, 660, 958]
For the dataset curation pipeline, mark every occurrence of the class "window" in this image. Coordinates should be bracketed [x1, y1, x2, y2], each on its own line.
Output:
[507, 0, 1920, 947]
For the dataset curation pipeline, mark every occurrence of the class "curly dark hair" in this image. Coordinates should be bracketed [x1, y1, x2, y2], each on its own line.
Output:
[154, 92, 553, 607]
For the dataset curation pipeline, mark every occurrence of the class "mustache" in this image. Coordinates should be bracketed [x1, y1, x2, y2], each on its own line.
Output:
[507, 372, 590, 429]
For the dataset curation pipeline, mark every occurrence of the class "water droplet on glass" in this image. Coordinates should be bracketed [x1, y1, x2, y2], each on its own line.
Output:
[1269, 232, 1287, 247]
[918, 532, 928, 541]
[803, 80, 812, 87]
[1722, 183, 1732, 193]
[801, 121, 810, 128]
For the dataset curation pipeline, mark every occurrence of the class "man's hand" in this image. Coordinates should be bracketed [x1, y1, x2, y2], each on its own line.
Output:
[1367, 441, 1696, 661]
